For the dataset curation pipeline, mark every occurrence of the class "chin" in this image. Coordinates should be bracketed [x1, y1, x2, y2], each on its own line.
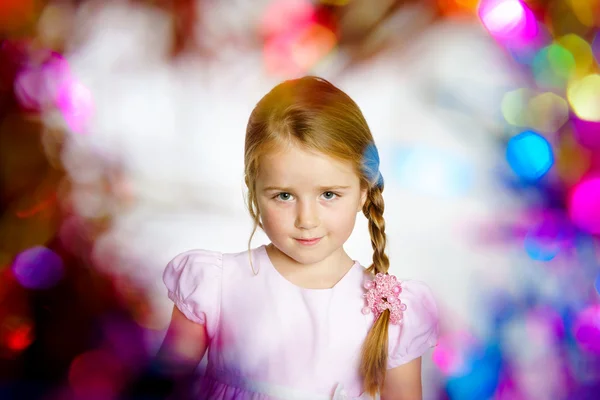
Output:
[289, 255, 324, 266]
[289, 252, 326, 265]
[269, 237, 338, 265]
[283, 245, 330, 265]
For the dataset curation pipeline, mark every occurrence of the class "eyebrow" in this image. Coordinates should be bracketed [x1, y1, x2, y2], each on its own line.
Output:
[262, 185, 352, 192]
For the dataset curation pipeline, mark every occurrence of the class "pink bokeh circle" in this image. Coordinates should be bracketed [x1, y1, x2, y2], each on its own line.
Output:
[568, 177, 600, 235]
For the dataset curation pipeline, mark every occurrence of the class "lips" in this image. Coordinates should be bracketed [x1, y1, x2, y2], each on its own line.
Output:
[295, 237, 322, 246]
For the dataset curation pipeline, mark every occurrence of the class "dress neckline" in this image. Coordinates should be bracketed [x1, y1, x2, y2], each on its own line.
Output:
[258, 245, 360, 293]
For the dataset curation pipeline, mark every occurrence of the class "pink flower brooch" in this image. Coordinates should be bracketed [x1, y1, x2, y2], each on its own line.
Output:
[362, 273, 407, 324]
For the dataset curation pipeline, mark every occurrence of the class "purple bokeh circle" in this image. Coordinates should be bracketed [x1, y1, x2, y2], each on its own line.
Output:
[12, 246, 64, 290]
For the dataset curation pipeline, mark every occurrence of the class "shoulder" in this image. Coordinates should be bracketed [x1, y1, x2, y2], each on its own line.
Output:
[399, 280, 438, 316]
[387, 279, 440, 369]
[161, 249, 225, 331]
[162, 249, 223, 294]
[397, 280, 439, 333]
[163, 247, 261, 280]
[167, 249, 223, 267]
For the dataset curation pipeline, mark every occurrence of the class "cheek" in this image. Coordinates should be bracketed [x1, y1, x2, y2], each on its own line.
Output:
[258, 202, 290, 231]
[323, 201, 359, 229]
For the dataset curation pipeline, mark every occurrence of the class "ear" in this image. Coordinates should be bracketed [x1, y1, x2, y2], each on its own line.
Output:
[358, 187, 368, 212]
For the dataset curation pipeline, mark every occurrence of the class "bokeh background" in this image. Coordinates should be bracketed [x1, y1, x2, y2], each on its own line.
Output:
[1, 0, 600, 399]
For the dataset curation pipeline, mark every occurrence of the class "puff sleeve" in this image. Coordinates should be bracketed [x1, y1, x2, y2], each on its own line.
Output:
[387, 280, 439, 369]
[163, 249, 223, 339]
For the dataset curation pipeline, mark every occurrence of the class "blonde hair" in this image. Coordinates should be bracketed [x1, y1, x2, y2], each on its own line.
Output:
[244, 76, 390, 395]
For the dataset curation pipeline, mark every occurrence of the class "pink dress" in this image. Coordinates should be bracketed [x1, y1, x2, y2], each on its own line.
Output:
[163, 245, 439, 400]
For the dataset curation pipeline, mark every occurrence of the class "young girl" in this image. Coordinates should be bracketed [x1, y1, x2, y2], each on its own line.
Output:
[158, 77, 439, 399]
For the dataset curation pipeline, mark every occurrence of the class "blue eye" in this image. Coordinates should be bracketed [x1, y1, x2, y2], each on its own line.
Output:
[277, 193, 293, 201]
[322, 191, 337, 200]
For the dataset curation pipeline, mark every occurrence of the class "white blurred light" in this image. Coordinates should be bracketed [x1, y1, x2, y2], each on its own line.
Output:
[480, 0, 525, 35]
[393, 147, 473, 198]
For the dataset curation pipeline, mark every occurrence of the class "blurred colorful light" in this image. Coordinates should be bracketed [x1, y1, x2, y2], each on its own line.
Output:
[592, 32, 600, 64]
[532, 44, 576, 89]
[478, 0, 537, 44]
[438, 0, 480, 16]
[501, 89, 568, 133]
[568, 177, 600, 235]
[501, 88, 534, 127]
[261, 0, 336, 77]
[555, 130, 592, 184]
[506, 131, 553, 181]
[526, 92, 569, 134]
[101, 315, 147, 368]
[573, 305, 600, 354]
[16, 192, 57, 218]
[261, 0, 314, 39]
[14, 66, 45, 111]
[479, 0, 525, 36]
[12, 246, 64, 290]
[504, 19, 551, 65]
[526, 307, 565, 340]
[320, 0, 350, 5]
[56, 77, 94, 134]
[569, 0, 599, 27]
[6, 323, 34, 352]
[567, 74, 600, 122]
[549, 0, 593, 38]
[14, 52, 71, 112]
[445, 346, 501, 399]
[0, 0, 36, 33]
[290, 24, 337, 71]
[524, 218, 570, 261]
[432, 331, 479, 376]
[572, 117, 600, 150]
[556, 34, 594, 77]
[69, 349, 125, 399]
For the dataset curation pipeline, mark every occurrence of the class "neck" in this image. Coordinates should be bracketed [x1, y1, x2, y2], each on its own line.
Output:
[266, 244, 354, 289]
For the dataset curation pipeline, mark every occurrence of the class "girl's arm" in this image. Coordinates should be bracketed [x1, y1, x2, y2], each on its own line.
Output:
[156, 305, 209, 377]
[381, 357, 422, 400]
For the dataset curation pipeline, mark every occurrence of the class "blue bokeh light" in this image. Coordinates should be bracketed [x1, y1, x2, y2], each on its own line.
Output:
[445, 344, 501, 400]
[524, 234, 560, 261]
[523, 218, 571, 262]
[506, 130, 554, 181]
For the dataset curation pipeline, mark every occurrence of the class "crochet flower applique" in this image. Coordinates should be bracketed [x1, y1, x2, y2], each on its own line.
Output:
[361, 273, 407, 324]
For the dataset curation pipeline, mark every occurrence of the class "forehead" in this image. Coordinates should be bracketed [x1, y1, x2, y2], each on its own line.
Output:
[257, 145, 359, 187]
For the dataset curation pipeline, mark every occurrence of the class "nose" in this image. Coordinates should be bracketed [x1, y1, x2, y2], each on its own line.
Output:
[295, 199, 320, 230]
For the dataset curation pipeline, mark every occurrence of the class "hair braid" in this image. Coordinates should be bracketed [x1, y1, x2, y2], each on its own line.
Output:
[359, 184, 391, 395]
[363, 186, 389, 275]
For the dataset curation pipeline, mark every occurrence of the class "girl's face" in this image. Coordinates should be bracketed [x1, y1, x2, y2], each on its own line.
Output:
[255, 144, 367, 267]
